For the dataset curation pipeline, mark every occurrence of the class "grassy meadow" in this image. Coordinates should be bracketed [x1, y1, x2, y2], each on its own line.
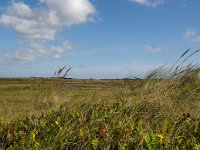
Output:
[0, 78, 121, 122]
[0, 74, 199, 149]
[0, 51, 200, 149]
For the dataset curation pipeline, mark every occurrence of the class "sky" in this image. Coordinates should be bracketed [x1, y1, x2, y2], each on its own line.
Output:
[0, 0, 200, 79]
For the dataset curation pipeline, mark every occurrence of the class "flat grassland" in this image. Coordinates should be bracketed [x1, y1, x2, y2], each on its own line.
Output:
[0, 78, 121, 122]
[0, 75, 200, 149]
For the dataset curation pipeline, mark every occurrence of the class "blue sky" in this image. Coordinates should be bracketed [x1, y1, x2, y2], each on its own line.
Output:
[0, 0, 200, 78]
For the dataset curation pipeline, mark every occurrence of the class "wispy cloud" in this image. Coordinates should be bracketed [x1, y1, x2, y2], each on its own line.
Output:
[0, 41, 73, 65]
[129, 0, 166, 8]
[145, 45, 168, 53]
[184, 28, 200, 46]
[0, 0, 96, 64]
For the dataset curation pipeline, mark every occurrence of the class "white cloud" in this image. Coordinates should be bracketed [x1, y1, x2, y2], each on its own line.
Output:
[129, 0, 165, 8]
[184, 28, 200, 46]
[0, 0, 96, 40]
[6, 2, 33, 18]
[145, 45, 168, 52]
[0, 41, 73, 65]
[0, 0, 96, 64]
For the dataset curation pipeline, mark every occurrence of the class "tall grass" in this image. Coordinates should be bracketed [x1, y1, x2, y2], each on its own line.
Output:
[31, 66, 72, 112]
[0, 49, 200, 149]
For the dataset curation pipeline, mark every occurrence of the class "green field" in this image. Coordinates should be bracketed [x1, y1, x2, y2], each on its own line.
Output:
[0, 70, 200, 149]
[0, 78, 121, 122]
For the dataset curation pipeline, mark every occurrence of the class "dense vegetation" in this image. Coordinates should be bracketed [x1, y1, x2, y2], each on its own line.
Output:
[0, 50, 200, 149]
[0, 71, 199, 149]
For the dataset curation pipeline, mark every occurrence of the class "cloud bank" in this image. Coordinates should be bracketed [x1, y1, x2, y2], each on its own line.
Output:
[130, 0, 165, 8]
[0, 0, 96, 64]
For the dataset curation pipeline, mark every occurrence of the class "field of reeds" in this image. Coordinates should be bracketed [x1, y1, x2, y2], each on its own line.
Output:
[0, 49, 200, 149]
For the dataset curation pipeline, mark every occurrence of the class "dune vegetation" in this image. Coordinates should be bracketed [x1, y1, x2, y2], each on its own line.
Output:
[0, 50, 200, 149]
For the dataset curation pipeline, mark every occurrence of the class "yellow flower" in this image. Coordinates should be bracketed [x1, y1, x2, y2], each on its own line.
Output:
[195, 144, 200, 150]
[55, 117, 61, 125]
[80, 128, 84, 137]
[156, 134, 164, 143]
[34, 141, 40, 148]
[119, 143, 127, 150]
[156, 134, 164, 139]
[92, 138, 99, 150]
[31, 131, 36, 141]
[55, 120, 59, 125]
